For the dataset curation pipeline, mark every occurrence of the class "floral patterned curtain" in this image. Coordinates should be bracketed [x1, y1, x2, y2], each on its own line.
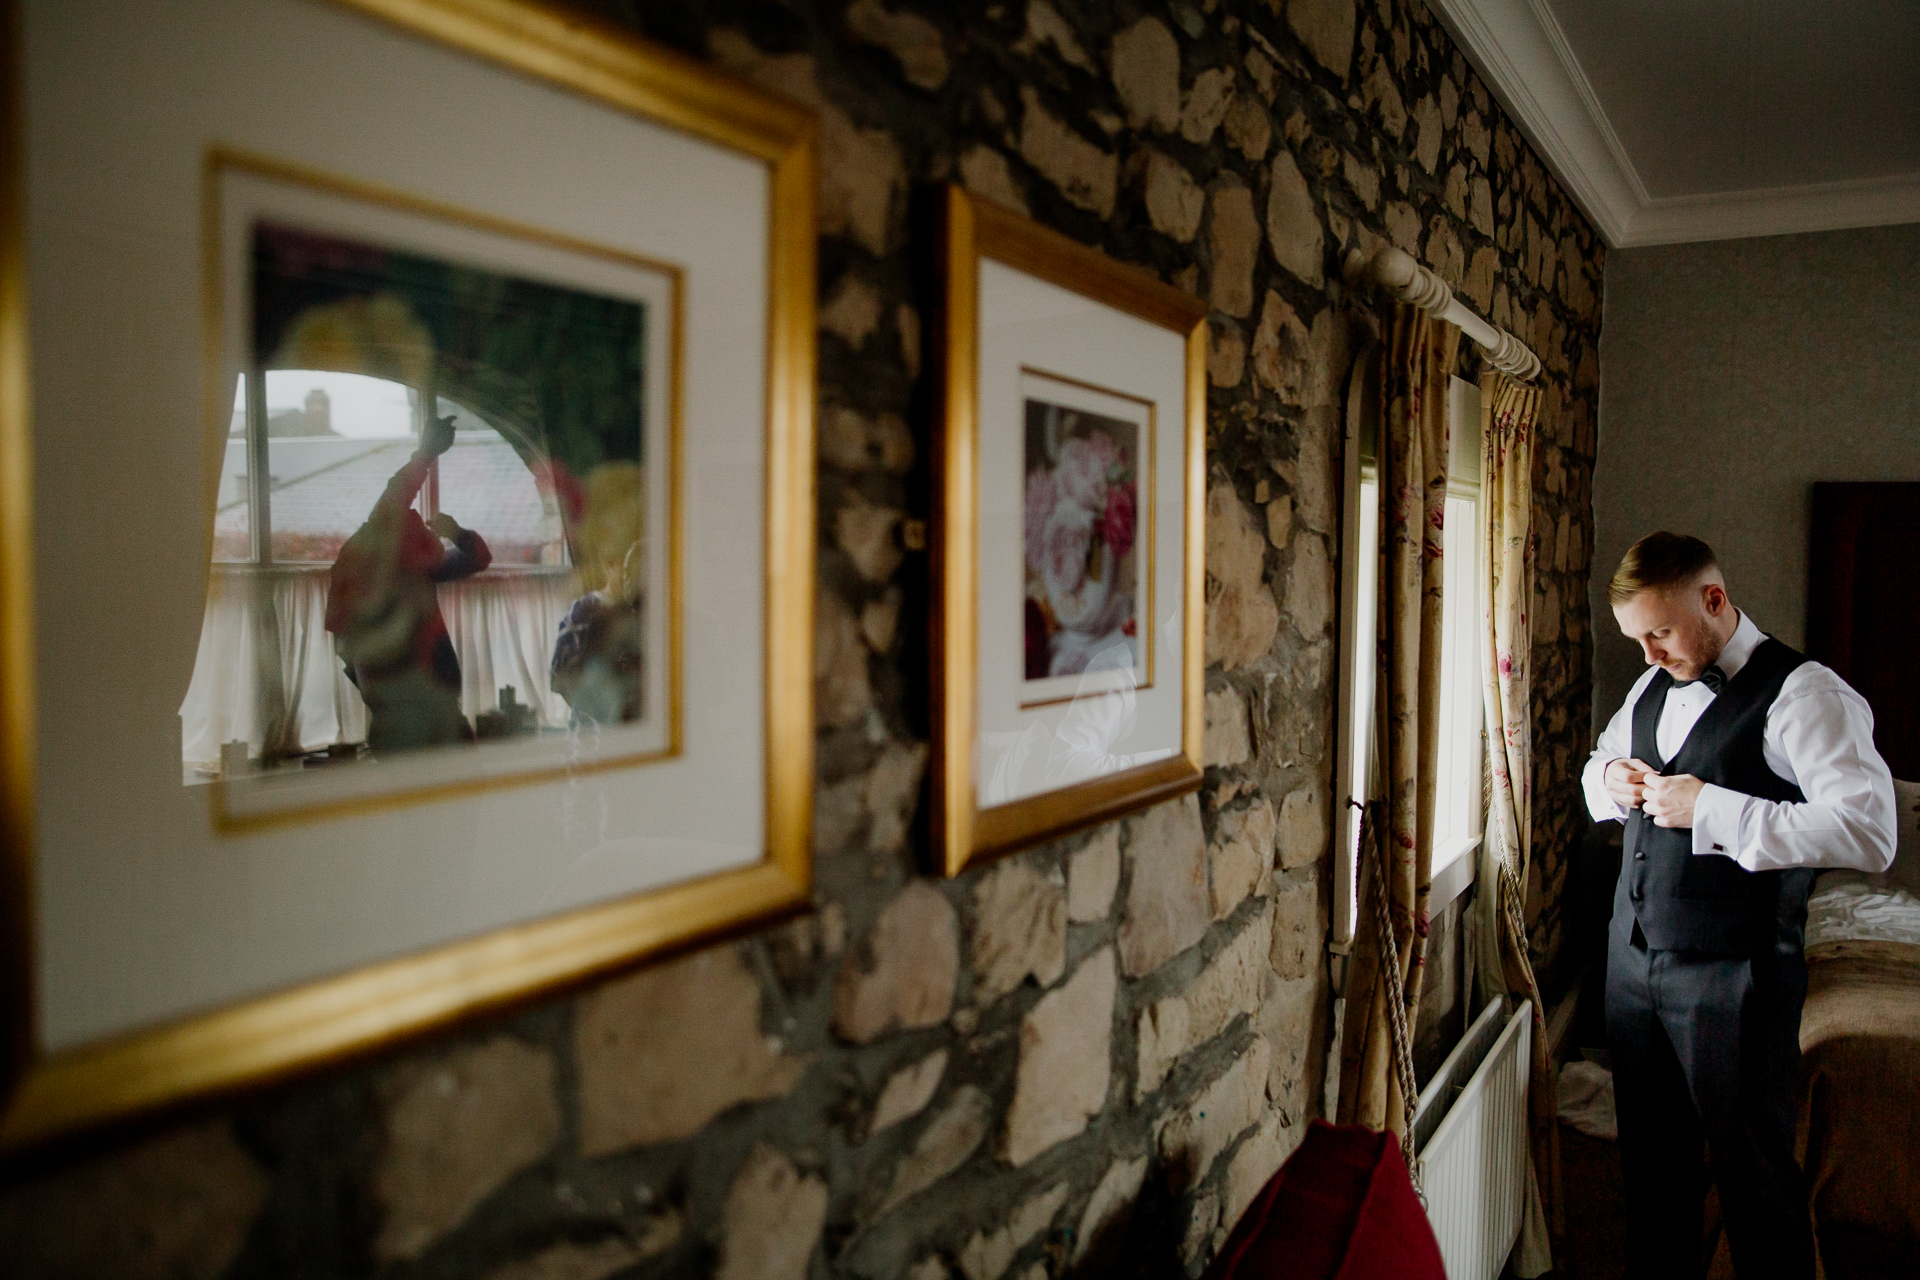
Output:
[1474, 371, 1555, 1274]
[1338, 304, 1459, 1140]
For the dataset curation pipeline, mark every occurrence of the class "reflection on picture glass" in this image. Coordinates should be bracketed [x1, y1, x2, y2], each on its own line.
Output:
[183, 219, 649, 782]
[1022, 394, 1141, 699]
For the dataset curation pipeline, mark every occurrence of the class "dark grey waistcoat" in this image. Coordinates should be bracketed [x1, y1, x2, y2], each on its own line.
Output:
[1615, 636, 1817, 954]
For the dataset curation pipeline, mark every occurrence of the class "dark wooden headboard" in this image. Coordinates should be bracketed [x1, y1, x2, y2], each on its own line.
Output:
[1808, 482, 1920, 781]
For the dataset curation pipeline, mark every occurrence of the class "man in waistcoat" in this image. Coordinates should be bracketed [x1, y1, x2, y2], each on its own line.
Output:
[1586, 532, 1895, 1279]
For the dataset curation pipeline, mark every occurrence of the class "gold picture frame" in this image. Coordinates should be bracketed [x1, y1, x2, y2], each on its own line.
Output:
[0, 0, 818, 1152]
[932, 185, 1207, 877]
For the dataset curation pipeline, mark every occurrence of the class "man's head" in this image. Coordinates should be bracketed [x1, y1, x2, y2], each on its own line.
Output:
[1609, 532, 1738, 681]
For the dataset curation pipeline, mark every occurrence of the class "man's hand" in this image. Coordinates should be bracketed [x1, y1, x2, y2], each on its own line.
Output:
[1643, 773, 1704, 829]
[430, 511, 464, 541]
[1604, 757, 1656, 812]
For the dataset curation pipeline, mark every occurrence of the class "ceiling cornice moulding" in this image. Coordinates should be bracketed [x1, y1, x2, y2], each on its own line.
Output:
[1427, 0, 1920, 249]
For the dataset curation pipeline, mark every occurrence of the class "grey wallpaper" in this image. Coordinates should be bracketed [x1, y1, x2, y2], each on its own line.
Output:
[1592, 222, 1920, 735]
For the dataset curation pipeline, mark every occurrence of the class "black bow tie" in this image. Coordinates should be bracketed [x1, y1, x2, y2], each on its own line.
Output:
[1676, 665, 1726, 694]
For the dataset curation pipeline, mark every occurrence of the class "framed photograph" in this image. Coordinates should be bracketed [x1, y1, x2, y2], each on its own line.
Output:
[932, 186, 1206, 876]
[0, 0, 816, 1149]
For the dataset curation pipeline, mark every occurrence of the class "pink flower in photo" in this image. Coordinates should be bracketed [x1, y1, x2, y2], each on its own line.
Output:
[1055, 432, 1117, 513]
[1039, 501, 1095, 606]
[1100, 479, 1136, 563]
[1023, 467, 1057, 570]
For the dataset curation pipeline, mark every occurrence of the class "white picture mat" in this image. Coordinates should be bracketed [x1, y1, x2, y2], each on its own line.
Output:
[1016, 369, 1152, 706]
[212, 169, 677, 817]
[976, 260, 1187, 809]
[24, 0, 771, 1051]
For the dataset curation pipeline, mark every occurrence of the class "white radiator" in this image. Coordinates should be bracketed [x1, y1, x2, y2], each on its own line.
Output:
[1412, 998, 1532, 1280]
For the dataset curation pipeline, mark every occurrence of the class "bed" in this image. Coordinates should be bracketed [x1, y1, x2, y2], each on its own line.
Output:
[1799, 780, 1920, 1279]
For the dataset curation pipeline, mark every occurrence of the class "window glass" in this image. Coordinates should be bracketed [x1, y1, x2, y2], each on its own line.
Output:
[212, 375, 251, 562]
[1432, 491, 1483, 866]
[261, 371, 419, 564]
[1344, 469, 1379, 940]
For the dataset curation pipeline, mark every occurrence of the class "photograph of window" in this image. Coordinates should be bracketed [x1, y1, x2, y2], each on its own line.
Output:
[197, 159, 681, 825]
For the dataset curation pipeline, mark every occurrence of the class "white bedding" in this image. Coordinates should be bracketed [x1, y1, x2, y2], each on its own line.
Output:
[1806, 870, 1920, 949]
[1802, 779, 1920, 950]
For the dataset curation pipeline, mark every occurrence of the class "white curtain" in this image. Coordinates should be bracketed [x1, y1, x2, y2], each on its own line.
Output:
[181, 568, 576, 770]
[438, 572, 575, 730]
[181, 570, 367, 771]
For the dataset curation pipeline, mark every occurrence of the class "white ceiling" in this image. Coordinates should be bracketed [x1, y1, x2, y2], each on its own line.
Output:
[1428, 0, 1920, 247]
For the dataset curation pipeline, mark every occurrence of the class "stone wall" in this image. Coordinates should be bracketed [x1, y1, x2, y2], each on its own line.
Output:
[0, 1, 1602, 1276]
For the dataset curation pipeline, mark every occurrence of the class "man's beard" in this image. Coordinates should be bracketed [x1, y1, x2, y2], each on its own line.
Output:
[1672, 616, 1726, 681]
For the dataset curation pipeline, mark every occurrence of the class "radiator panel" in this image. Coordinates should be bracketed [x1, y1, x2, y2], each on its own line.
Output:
[1415, 1002, 1532, 1280]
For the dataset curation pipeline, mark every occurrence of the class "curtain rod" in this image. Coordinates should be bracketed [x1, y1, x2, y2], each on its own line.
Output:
[1342, 246, 1542, 382]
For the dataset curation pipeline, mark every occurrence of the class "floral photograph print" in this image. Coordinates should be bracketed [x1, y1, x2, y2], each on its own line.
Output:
[1019, 370, 1151, 706]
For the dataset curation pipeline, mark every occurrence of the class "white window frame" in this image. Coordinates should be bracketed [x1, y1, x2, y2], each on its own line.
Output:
[1332, 374, 1484, 950]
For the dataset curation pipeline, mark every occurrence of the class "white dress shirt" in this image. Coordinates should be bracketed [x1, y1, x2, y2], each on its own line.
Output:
[1582, 610, 1897, 874]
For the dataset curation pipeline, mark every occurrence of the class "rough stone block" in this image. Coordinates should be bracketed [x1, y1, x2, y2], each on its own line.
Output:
[1223, 1112, 1304, 1229]
[957, 1181, 1068, 1280]
[1179, 69, 1235, 144]
[1145, 150, 1205, 242]
[1109, 18, 1180, 131]
[1224, 93, 1272, 162]
[1203, 483, 1280, 672]
[0, 1120, 268, 1280]
[1136, 903, 1273, 1095]
[845, 0, 949, 90]
[1276, 787, 1329, 869]
[1210, 799, 1276, 919]
[835, 882, 961, 1042]
[1158, 1035, 1272, 1189]
[1269, 874, 1322, 980]
[1257, 972, 1322, 1120]
[579, 946, 807, 1155]
[866, 740, 929, 855]
[817, 586, 874, 729]
[958, 146, 1030, 214]
[1207, 184, 1260, 319]
[820, 274, 884, 348]
[376, 1037, 561, 1260]
[1019, 87, 1117, 217]
[1118, 795, 1212, 977]
[1288, 0, 1357, 81]
[718, 1145, 829, 1280]
[1209, 318, 1247, 387]
[836, 497, 903, 582]
[971, 854, 1068, 1005]
[1003, 947, 1117, 1164]
[1074, 1155, 1150, 1263]
[1068, 826, 1122, 922]
[1251, 290, 1310, 403]
[1285, 533, 1333, 638]
[881, 1085, 991, 1215]
[1021, 1, 1094, 71]
[870, 1049, 949, 1136]
[1203, 686, 1251, 768]
[1265, 153, 1324, 285]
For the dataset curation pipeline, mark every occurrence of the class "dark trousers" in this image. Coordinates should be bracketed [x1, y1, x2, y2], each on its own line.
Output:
[1605, 922, 1813, 1280]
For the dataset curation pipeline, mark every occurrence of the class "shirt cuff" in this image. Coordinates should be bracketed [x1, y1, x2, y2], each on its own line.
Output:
[1690, 783, 1746, 863]
[1582, 756, 1627, 822]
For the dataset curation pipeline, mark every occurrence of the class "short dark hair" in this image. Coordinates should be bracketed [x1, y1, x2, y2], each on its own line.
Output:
[1609, 532, 1719, 605]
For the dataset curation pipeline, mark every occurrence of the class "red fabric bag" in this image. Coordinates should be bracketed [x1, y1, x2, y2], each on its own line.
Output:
[1202, 1120, 1446, 1280]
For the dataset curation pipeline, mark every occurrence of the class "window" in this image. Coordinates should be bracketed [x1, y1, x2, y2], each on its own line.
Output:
[1332, 376, 1484, 946]
[185, 368, 577, 779]
[1429, 377, 1485, 909]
